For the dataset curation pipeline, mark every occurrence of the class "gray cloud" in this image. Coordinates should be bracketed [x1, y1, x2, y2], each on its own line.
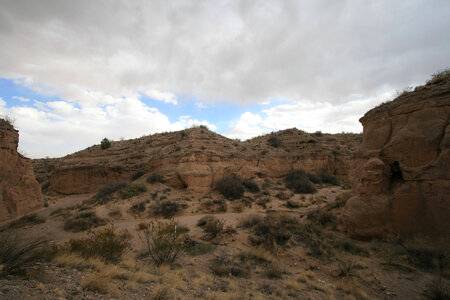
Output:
[1, 0, 449, 105]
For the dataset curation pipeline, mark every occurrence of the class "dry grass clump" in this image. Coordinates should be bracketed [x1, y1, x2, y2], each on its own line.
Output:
[209, 254, 250, 277]
[64, 226, 130, 263]
[8, 214, 45, 229]
[215, 174, 245, 200]
[63, 211, 106, 232]
[197, 215, 225, 240]
[199, 197, 227, 213]
[0, 234, 51, 276]
[137, 220, 185, 266]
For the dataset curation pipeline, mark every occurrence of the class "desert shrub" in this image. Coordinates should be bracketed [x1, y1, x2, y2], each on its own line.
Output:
[256, 197, 271, 208]
[63, 211, 106, 232]
[275, 191, 290, 200]
[268, 136, 282, 148]
[9, 214, 45, 229]
[137, 220, 185, 266]
[94, 181, 128, 203]
[307, 210, 337, 226]
[243, 179, 260, 193]
[66, 226, 130, 263]
[147, 173, 164, 183]
[248, 212, 300, 250]
[150, 200, 184, 218]
[427, 68, 450, 85]
[131, 170, 145, 181]
[121, 183, 147, 199]
[285, 169, 317, 194]
[426, 276, 450, 300]
[215, 174, 244, 199]
[209, 254, 249, 277]
[264, 263, 284, 279]
[197, 215, 224, 240]
[108, 209, 122, 218]
[100, 137, 111, 149]
[185, 241, 217, 256]
[306, 173, 321, 184]
[0, 234, 50, 276]
[199, 198, 227, 213]
[285, 200, 300, 208]
[319, 169, 339, 185]
[129, 200, 148, 214]
[238, 214, 263, 228]
[313, 131, 323, 137]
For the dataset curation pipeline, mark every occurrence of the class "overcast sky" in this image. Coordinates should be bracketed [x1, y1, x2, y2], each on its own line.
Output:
[0, 0, 449, 158]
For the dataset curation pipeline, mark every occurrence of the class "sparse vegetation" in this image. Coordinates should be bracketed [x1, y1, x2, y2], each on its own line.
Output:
[197, 215, 224, 240]
[150, 199, 185, 218]
[8, 214, 45, 229]
[268, 136, 282, 147]
[100, 137, 111, 149]
[0, 234, 50, 276]
[209, 254, 249, 277]
[93, 181, 128, 203]
[63, 211, 106, 232]
[65, 226, 130, 263]
[285, 169, 317, 194]
[242, 179, 260, 193]
[147, 173, 164, 183]
[215, 174, 244, 200]
[131, 170, 145, 181]
[120, 182, 147, 199]
[137, 220, 185, 266]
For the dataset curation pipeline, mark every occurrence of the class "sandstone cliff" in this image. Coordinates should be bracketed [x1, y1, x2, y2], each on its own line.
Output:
[33, 128, 361, 195]
[0, 119, 44, 223]
[342, 72, 450, 238]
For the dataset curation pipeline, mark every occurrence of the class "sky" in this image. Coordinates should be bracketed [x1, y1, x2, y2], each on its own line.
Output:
[0, 0, 449, 158]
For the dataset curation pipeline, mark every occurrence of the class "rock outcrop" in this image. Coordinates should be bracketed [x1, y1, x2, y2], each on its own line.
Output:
[0, 119, 44, 223]
[342, 73, 450, 238]
[33, 128, 361, 195]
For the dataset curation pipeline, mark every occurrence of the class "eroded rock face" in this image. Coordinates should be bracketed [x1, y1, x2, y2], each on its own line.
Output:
[342, 75, 450, 238]
[0, 120, 44, 223]
[33, 128, 361, 195]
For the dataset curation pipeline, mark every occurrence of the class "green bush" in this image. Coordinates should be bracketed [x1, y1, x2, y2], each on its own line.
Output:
[215, 174, 244, 200]
[9, 214, 45, 229]
[63, 211, 106, 232]
[137, 220, 185, 266]
[66, 226, 130, 263]
[147, 173, 164, 183]
[120, 183, 147, 199]
[93, 181, 128, 203]
[285, 169, 317, 194]
[100, 138, 111, 149]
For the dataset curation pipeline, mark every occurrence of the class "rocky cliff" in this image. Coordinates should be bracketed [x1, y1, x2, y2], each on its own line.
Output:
[33, 128, 361, 195]
[342, 72, 450, 238]
[0, 119, 44, 223]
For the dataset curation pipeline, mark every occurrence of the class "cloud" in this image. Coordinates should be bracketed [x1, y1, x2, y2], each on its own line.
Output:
[0, 98, 5, 107]
[12, 96, 30, 102]
[143, 89, 178, 105]
[0, 0, 448, 105]
[225, 92, 392, 140]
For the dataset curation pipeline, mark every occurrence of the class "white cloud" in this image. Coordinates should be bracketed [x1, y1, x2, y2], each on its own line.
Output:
[225, 92, 393, 140]
[173, 116, 217, 131]
[143, 89, 178, 105]
[12, 96, 30, 102]
[0, 98, 5, 107]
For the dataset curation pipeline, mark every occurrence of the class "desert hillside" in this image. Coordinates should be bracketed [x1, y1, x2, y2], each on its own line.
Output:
[0, 71, 449, 300]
